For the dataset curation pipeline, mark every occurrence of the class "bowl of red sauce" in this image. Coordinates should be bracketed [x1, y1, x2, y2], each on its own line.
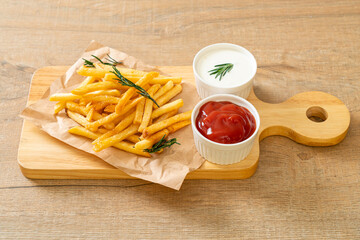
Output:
[191, 94, 260, 165]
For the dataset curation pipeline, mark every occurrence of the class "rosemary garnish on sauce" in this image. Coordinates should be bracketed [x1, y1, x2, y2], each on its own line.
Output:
[144, 135, 180, 153]
[208, 63, 234, 81]
[111, 66, 159, 107]
[83, 54, 122, 68]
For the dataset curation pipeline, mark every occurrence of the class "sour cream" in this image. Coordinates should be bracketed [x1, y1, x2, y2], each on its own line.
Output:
[193, 43, 257, 99]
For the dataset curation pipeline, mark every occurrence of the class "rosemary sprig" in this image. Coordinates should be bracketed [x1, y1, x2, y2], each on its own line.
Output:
[144, 135, 180, 153]
[208, 63, 234, 81]
[92, 54, 122, 66]
[83, 54, 122, 68]
[111, 66, 159, 107]
[83, 58, 95, 68]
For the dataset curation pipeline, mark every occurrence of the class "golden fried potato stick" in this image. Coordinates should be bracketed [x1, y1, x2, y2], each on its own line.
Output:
[153, 109, 178, 124]
[154, 84, 182, 108]
[54, 101, 66, 114]
[83, 89, 121, 98]
[93, 101, 111, 112]
[77, 66, 109, 78]
[49, 93, 81, 102]
[79, 76, 97, 88]
[68, 126, 151, 157]
[86, 96, 143, 131]
[138, 84, 161, 133]
[153, 81, 174, 100]
[125, 135, 141, 143]
[93, 124, 139, 152]
[67, 110, 89, 127]
[115, 72, 159, 114]
[92, 111, 136, 145]
[103, 104, 116, 113]
[65, 101, 114, 130]
[133, 98, 145, 124]
[72, 81, 127, 95]
[142, 110, 192, 137]
[151, 99, 184, 119]
[167, 120, 191, 133]
[96, 128, 109, 134]
[86, 107, 95, 122]
[125, 76, 181, 85]
[134, 129, 169, 150]
[84, 95, 121, 104]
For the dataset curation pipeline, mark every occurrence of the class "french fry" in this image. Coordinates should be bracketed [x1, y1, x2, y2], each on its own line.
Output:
[79, 76, 97, 88]
[151, 99, 184, 119]
[125, 76, 181, 85]
[97, 128, 109, 134]
[142, 110, 192, 137]
[49, 93, 81, 102]
[138, 84, 161, 133]
[167, 120, 191, 133]
[72, 81, 127, 95]
[103, 104, 115, 113]
[153, 81, 174, 100]
[83, 89, 121, 97]
[66, 102, 88, 115]
[115, 88, 136, 114]
[150, 77, 181, 85]
[100, 65, 148, 76]
[154, 84, 182, 108]
[135, 129, 169, 150]
[68, 126, 150, 157]
[77, 66, 109, 78]
[66, 101, 114, 129]
[54, 101, 66, 114]
[86, 96, 142, 131]
[115, 71, 159, 114]
[86, 107, 95, 122]
[133, 98, 145, 124]
[93, 111, 136, 145]
[84, 95, 121, 104]
[86, 111, 120, 132]
[125, 135, 141, 143]
[67, 110, 89, 127]
[153, 109, 178, 124]
[93, 124, 139, 152]
[103, 73, 118, 83]
[93, 101, 111, 112]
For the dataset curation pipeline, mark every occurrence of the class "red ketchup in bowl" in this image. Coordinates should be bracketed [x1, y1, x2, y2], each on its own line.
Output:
[195, 101, 256, 144]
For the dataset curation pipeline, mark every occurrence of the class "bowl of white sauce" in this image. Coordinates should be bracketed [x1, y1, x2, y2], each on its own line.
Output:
[193, 43, 257, 99]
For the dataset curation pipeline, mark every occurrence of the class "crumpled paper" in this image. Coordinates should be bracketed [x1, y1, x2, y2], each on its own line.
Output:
[20, 40, 204, 190]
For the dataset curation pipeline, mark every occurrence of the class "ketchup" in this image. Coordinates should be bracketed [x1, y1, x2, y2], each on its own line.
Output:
[195, 101, 256, 144]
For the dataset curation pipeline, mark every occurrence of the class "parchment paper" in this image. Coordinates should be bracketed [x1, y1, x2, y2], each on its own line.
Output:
[20, 40, 204, 190]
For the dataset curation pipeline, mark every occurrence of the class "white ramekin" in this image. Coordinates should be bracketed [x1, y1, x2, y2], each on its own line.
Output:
[191, 94, 260, 165]
[193, 43, 257, 99]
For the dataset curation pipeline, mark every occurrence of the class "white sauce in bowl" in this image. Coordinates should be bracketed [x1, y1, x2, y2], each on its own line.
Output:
[195, 45, 256, 88]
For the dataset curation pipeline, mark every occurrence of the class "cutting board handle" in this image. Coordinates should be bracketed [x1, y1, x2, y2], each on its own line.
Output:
[257, 91, 350, 146]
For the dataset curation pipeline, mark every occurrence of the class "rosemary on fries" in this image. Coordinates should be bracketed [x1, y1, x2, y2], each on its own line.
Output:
[111, 66, 160, 107]
[144, 135, 180, 153]
[82, 54, 122, 68]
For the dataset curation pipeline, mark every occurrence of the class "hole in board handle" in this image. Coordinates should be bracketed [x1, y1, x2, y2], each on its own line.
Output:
[306, 106, 328, 123]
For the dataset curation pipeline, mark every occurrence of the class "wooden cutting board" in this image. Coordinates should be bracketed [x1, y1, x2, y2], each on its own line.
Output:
[18, 66, 350, 179]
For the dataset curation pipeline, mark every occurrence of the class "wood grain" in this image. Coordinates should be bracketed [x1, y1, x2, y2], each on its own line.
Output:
[18, 66, 350, 180]
[1, 0, 360, 239]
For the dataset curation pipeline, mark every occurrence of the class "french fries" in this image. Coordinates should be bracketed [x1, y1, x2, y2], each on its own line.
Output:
[138, 84, 161, 133]
[50, 60, 191, 157]
[151, 99, 183, 119]
[69, 126, 150, 157]
[142, 110, 192, 137]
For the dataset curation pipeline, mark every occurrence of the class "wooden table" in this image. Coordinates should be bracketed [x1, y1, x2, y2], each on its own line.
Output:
[1, 1, 359, 239]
